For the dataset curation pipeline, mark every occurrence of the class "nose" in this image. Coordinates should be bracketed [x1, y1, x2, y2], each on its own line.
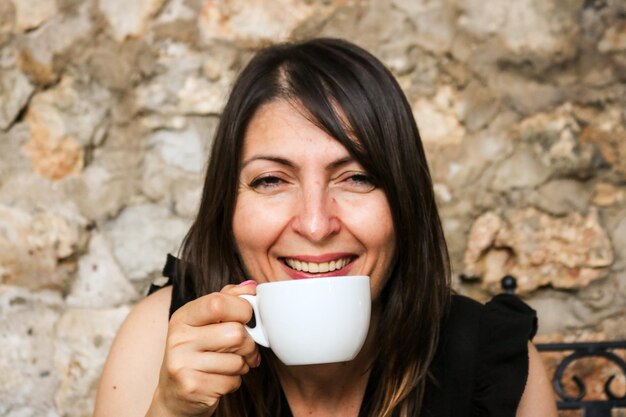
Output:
[290, 184, 341, 242]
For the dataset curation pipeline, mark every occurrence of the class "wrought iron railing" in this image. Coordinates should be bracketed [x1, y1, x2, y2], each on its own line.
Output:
[501, 276, 626, 417]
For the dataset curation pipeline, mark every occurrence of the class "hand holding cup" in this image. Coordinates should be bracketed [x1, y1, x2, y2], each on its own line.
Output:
[148, 281, 260, 417]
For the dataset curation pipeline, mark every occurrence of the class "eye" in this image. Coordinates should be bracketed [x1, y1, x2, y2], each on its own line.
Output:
[249, 175, 285, 190]
[342, 172, 376, 192]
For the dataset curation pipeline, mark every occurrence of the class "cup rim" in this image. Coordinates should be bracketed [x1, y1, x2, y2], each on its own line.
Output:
[256, 275, 370, 289]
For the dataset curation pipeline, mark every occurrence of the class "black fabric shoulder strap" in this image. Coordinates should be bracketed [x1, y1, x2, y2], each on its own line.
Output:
[147, 254, 192, 319]
[422, 295, 483, 417]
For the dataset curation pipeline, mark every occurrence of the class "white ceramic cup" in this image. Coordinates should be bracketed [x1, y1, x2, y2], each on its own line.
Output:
[239, 276, 371, 366]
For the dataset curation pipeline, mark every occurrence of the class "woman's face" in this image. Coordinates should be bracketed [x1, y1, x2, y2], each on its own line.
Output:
[232, 100, 396, 299]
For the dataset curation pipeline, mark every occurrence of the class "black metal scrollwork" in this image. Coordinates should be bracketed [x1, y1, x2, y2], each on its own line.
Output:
[536, 341, 626, 416]
[500, 276, 626, 417]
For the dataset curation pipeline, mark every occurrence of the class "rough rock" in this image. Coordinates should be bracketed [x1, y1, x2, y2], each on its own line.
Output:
[598, 20, 626, 53]
[592, 183, 626, 206]
[392, 0, 455, 54]
[458, 0, 581, 63]
[611, 215, 626, 264]
[413, 85, 465, 146]
[134, 42, 234, 116]
[18, 1, 92, 86]
[482, 69, 565, 116]
[0, 204, 87, 290]
[66, 232, 138, 308]
[0, 172, 68, 211]
[402, 48, 440, 97]
[430, 129, 514, 191]
[173, 182, 203, 218]
[103, 204, 189, 282]
[155, 0, 196, 23]
[62, 163, 135, 221]
[58, 123, 146, 221]
[24, 76, 111, 148]
[11, 0, 57, 31]
[54, 306, 131, 417]
[512, 103, 598, 179]
[464, 208, 614, 293]
[0, 124, 31, 182]
[528, 179, 594, 216]
[141, 118, 213, 213]
[0, 1, 15, 45]
[579, 106, 626, 178]
[490, 146, 551, 191]
[0, 67, 34, 130]
[526, 292, 586, 334]
[21, 119, 83, 180]
[0, 285, 63, 415]
[141, 151, 197, 204]
[21, 76, 111, 180]
[84, 38, 157, 91]
[198, 0, 340, 47]
[456, 81, 500, 132]
[149, 126, 206, 173]
[97, 0, 165, 42]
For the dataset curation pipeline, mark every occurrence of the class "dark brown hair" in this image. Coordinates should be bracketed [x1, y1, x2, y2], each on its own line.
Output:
[179, 38, 451, 417]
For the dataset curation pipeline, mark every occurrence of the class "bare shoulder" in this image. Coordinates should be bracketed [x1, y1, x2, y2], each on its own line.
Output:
[93, 286, 172, 417]
[516, 342, 558, 417]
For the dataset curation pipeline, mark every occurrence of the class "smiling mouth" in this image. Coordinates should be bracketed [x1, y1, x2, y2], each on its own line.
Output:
[282, 256, 354, 273]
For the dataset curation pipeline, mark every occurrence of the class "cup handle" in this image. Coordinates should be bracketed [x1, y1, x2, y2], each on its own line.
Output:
[239, 295, 270, 347]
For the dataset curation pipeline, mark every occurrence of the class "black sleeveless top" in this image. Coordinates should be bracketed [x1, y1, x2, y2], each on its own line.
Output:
[149, 256, 537, 417]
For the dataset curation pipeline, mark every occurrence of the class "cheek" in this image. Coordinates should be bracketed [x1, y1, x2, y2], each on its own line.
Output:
[232, 197, 289, 258]
[338, 192, 395, 248]
[339, 193, 396, 293]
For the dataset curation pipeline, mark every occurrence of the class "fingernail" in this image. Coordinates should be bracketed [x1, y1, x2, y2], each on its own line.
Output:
[254, 354, 262, 368]
[238, 280, 257, 286]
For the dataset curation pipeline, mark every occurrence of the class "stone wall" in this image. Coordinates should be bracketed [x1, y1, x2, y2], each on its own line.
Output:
[1, 0, 625, 415]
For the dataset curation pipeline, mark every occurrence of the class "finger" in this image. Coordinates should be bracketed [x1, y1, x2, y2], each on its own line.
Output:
[184, 322, 260, 366]
[174, 292, 253, 327]
[220, 280, 258, 296]
[174, 369, 243, 404]
[185, 351, 251, 376]
[204, 322, 259, 366]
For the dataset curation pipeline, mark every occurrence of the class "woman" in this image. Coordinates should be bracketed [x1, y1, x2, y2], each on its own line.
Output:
[94, 38, 557, 417]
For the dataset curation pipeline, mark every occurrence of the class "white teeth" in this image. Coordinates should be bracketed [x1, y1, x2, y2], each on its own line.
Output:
[284, 257, 352, 273]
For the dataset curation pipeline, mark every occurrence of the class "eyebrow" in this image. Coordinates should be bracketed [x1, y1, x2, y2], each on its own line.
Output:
[241, 155, 355, 170]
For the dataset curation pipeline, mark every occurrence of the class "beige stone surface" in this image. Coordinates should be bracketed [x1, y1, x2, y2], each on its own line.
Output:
[0, 285, 63, 415]
[593, 183, 626, 207]
[17, 1, 92, 86]
[464, 208, 614, 293]
[458, 0, 581, 60]
[21, 114, 84, 180]
[0, 67, 33, 130]
[0, 204, 87, 290]
[98, 0, 165, 41]
[198, 0, 342, 46]
[598, 21, 626, 53]
[580, 107, 626, 178]
[66, 232, 138, 308]
[11, 0, 57, 31]
[54, 307, 131, 417]
[413, 85, 466, 146]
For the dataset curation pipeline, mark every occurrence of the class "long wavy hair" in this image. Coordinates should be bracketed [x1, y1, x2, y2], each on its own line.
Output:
[178, 38, 451, 417]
